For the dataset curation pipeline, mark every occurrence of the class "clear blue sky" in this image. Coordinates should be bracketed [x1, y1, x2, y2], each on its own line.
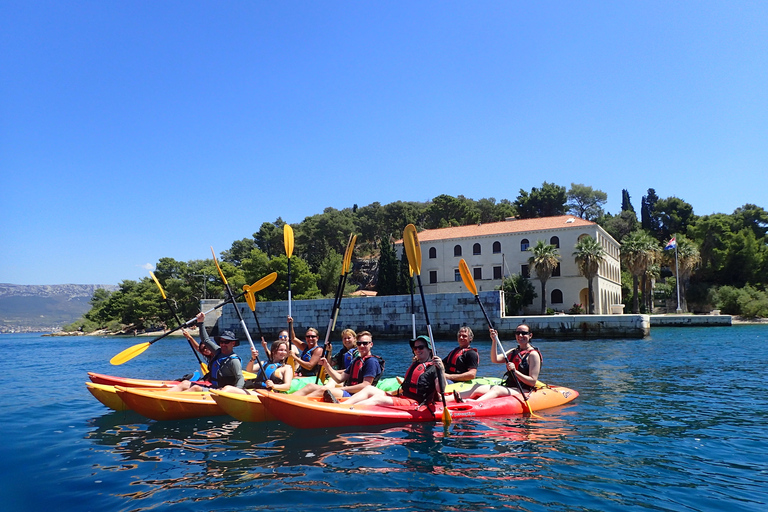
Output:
[2, 2, 766, 286]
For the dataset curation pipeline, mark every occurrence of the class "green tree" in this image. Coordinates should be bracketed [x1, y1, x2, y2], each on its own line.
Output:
[567, 183, 608, 221]
[514, 182, 567, 219]
[621, 189, 635, 213]
[653, 196, 697, 243]
[424, 194, 480, 229]
[317, 249, 343, 297]
[621, 230, 660, 314]
[376, 236, 399, 296]
[254, 219, 287, 258]
[573, 236, 606, 314]
[528, 240, 561, 314]
[641, 188, 660, 234]
[662, 235, 700, 313]
[221, 238, 257, 266]
[600, 210, 639, 242]
[500, 274, 537, 315]
[476, 197, 515, 223]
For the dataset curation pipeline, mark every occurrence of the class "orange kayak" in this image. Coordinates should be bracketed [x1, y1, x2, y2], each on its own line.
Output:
[256, 384, 579, 429]
[209, 389, 278, 423]
[88, 372, 179, 388]
[86, 382, 136, 411]
[114, 386, 224, 421]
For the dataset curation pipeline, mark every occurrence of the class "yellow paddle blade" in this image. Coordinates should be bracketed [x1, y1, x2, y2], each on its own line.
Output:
[342, 233, 356, 274]
[317, 366, 328, 383]
[244, 290, 256, 311]
[243, 370, 257, 380]
[284, 224, 294, 258]
[409, 263, 414, 278]
[442, 406, 452, 426]
[210, 246, 228, 285]
[200, 362, 209, 375]
[110, 341, 151, 365]
[246, 272, 278, 294]
[149, 271, 167, 299]
[458, 259, 477, 296]
[403, 224, 421, 275]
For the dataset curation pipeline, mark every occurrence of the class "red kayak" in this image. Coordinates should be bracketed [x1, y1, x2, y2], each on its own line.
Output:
[88, 372, 179, 388]
[256, 384, 579, 429]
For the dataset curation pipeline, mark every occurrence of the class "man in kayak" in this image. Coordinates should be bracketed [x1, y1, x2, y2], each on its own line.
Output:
[343, 335, 446, 407]
[167, 313, 245, 392]
[451, 325, 541, 402]
[292, 331, 384, 401]
[443, 326, 479, 383]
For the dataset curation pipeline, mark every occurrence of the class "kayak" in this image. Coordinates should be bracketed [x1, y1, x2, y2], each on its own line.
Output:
[88, 372, 181, 388]
[207, 376, 504, 423]
[255, 383, 579, 429]
[114, 386, 224, 421]
[86, 382, 134, 411]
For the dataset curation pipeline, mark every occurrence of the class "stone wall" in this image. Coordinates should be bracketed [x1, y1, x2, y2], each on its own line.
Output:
[205, 290, 650, 341]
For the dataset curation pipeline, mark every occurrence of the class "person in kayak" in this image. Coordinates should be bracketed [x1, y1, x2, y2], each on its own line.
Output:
[221, 338, 295, 394]
[451, 324, 541, 402]
[443, 326, 479, 383]
[291, 331, 383, 401]
[259, 328, 290, 362]
[167, 313, 245, 392]
[332, 328, 358, 370]
[343, 335, 446, 407]
[290, 323, 323, 377]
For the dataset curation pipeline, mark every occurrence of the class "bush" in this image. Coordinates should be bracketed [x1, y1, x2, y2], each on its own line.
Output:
[568, 303, 584, 314]
[713, 285, 768, 318]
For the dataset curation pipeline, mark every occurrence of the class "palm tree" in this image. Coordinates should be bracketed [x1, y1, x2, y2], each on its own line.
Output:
[642, 263, 661, 313]
[620, 230, 660, 314]
[572, 236, 606, 314]
[662, 235, 700, 313]
[528, 240, 560, 314]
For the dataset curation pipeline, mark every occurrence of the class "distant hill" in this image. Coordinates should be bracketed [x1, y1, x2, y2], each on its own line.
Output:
[0, 284, 119, 333]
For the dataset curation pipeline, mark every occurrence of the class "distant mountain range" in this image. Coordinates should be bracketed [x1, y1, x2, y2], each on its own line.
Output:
[0, 284, 119, 333]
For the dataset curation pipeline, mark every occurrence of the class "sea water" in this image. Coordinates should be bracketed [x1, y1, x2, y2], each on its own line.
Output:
[1, 325, 767, 511]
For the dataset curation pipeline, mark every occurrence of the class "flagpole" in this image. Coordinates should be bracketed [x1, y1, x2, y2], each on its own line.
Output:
[674, 238, 682, 314]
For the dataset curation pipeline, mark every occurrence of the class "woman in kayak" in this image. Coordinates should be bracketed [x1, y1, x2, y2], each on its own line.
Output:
[291, 325, 323, 377]
[332, 329, 358, 370]
[343, 335, 446, 407]
[221, 338, 295, 394]
[451, 325, 541, 402]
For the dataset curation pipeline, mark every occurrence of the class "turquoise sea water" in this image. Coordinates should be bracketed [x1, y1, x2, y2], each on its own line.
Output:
[1, 326, 767, 511]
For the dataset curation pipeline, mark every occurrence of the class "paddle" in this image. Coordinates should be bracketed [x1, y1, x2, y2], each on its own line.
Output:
[317, 233, 356, 383]
[284, 224, 294, 320]
[150, 271, 208, 375]
[458, 258, 537, 416]
[211, 247, 269, 383]
[409, 263, 416, 339]
[403, 224, 451, 426]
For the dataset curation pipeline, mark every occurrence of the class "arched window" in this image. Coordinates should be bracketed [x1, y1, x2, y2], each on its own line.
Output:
[429, 247, 437, 259]
[473, 243, 481, 255]
[492, 241, 501, 253]
[552, 263, 561, 277]
[454, 245, 462, 257]
[551, 289, 563, 304]
[550, 236, 560, 248]
[520, 238, 530, 251]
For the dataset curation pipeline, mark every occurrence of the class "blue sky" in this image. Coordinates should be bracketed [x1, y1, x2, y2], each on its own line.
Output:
[2, 1, 766, 286]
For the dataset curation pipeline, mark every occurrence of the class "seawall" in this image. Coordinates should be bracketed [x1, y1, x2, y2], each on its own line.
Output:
[206, 290, 650, 341]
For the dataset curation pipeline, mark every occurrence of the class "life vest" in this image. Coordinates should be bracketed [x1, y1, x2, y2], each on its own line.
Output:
[401, 361, 436, 402]
[444, 346, 478, 373]
[298, 345, 322, 376]
[209, 351, 242, 388]
[334, 347, 358, 370]
[346, 355, 385, 386]
[502, 345, 542, 391]
[254, 362, 284, 388]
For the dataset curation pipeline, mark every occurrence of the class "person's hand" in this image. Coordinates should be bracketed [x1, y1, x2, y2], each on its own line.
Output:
[250, 348, 259, 361]
[265, 379, 274, 390]
[506, 361, 515, 372]
[489, 328, 498, 340]
[287, 316, 293, 324]
[196, 312, 205, 323]
[319, 357, 329, 368]
[433, 356, 444, 371]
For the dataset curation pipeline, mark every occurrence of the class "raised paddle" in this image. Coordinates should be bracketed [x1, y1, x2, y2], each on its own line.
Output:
[150, 271, 208, 375]
[317, 233, 356, 383]
[403, 224, 451, 427]
[284, 224, 294, 320]
[409, 263, 416, 339]
[458, 258, 538, 416]
[211, 247, 269, 382]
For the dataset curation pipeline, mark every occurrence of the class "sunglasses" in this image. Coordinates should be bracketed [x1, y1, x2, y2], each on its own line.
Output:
[413, 345, 427, 350]
[356, 341, 371, 346]
[220, 339, 237, 344]
[515, 331, 531, 336]
[306, 334, 318, 338]
[278, 335, 288, 340]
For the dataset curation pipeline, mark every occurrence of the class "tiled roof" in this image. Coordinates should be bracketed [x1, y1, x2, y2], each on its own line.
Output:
[402, 216, 596, 242]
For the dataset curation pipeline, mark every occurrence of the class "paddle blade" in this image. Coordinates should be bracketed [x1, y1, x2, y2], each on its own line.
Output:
[284, 224, 295, 258]
[211, 246, 228, 285]
[246, 272, 278, 294]
[458, 259, 478, 296]
[110, 342, 151, 365]
[342, 233, 356, 274]
[442, 405, 452, 426]
[403, 224, 421, 275]
[149, 271, 167, 299]
[244, 290, 256, 311]
[243, 370, 257, 380]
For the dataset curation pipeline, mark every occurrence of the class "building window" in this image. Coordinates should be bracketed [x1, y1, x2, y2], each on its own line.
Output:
[454, 245, 462, 257]
[552, 263, 561, 277]
[429, 247, 437, 259]
[493, 266, 502, 279]
[521, 265, 530, 278]
[493, 241, 501, 253]
[473, 267, 482, 280]
[550, 236, 560, 248]
[429, 270, 437, 284]
[454, 269, 461, 281]
[551, 289, 563, 304]
[473, 243, 481, 255]
[521, 238, 530, 251]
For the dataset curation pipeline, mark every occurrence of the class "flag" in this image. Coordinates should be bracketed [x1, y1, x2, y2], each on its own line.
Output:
[664, 237, 677, 250]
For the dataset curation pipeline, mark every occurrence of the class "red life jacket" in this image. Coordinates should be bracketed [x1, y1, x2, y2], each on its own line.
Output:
[401, 361, 435, 401]
[445, 346, 478, 373]
[347, 355, 384, 386]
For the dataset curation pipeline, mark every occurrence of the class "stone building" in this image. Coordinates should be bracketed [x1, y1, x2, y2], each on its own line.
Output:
[396, 215, 623, 315]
